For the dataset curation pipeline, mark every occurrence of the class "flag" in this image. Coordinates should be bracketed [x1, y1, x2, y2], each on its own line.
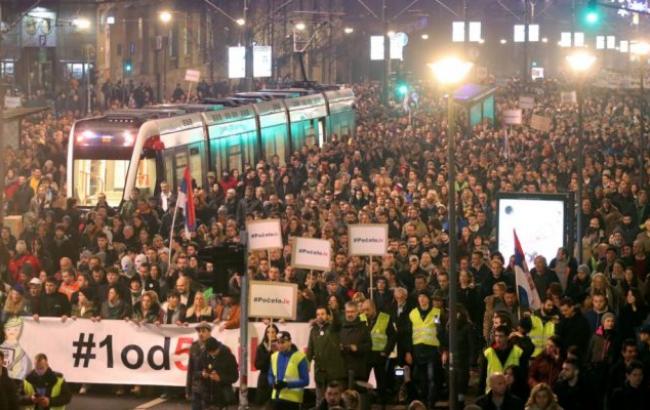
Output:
[513, 229, 541, 310]
[177, 167, 196, 233]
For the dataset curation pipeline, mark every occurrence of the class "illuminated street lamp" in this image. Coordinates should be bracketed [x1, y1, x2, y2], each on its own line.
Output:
[566, 50, 596, 264]
[428, 55, 473, 410]
[542, 37, 548, 43]
[421, 33, 429, 40]
[631, 41, 649, 187]
[159, 10, 172, 24]
[295, 22, 306, 31]
[500, 38, 507, 44]
[387, 30, 395, 37]
[236, 18, 246, 27]
[344, 27, 354, 34]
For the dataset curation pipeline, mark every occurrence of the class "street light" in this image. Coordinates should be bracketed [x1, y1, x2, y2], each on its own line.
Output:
[421, 33, 429, 40]
[542, 37, 548, 43]
[387, 30, 395, 37]
[344, 27, 354, 34]
[566, 50, 596, 264]
[428, 55, 473, 410]
[236, 18, 246, 27]
[631, 41, 649, 188]
[159, 10, 172, 24]
[295, 22, 306, 31]
[500, 38, 507, 45]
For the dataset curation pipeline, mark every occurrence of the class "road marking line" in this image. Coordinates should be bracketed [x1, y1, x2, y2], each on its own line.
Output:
[134, 398, 167, 409]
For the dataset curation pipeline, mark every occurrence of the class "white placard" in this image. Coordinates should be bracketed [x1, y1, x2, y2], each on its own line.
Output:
[10, 318, 319, 387]
[253, 46, 272, 78]
[370, 36, 384, 60]
[184, 69, 200, 83]
[4, 96, 21, 108]
[228, 46, 246, 79]
[247, 219, 283, 250]
[292, 237, 331, 271]
[503, 109, 523, 125]
[348, 224, 388, 256]
[531, 67, 544, 80]
[249, 281, 298, 320]
[519, 95, 535, 109]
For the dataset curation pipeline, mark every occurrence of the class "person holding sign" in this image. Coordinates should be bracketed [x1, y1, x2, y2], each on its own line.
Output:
[269, 331, 310, 410]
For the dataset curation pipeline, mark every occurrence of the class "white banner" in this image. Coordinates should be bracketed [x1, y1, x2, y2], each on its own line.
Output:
[348, 224, 388, 256]
[560, 91, 577, 104]
[248, 281, 298, 320]
[503, 109, 523, 125]
[228, 46, 246, 79]
[247, 219, 283, 250]
[4, 318, 315, 387]
[291, 237, 331, 271]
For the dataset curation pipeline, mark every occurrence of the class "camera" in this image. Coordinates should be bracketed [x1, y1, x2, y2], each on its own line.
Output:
[394, 366, 404, 377]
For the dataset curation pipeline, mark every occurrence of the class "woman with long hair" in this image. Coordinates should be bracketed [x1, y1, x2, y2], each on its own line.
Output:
[619, 288, 648, 340]
[254, 323, 279, 406]
[185, 291, 214, 323]
[525, 382, 562, 410]
[1, 288, 30, 323]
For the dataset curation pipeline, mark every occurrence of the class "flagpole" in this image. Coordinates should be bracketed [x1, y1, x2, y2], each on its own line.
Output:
[168, 198, 180, 273]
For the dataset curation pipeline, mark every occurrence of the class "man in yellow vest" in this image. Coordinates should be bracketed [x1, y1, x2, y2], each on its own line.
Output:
[19, 353, 71, 410]
[360, 299, 396, 408]
[269, 330, 309, 410]
[529, 297, 559, 357]
[405, 291, 445, 409]
[480, 325, 524, 394]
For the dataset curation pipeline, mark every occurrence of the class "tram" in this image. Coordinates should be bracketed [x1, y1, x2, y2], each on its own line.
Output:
[67, 88, 355, 208]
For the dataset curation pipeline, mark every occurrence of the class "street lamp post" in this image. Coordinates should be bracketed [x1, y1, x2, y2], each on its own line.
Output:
[566, 50, 596, 264]
[159, 10, 173, 102]
[632, 41, 650, 188]
[429, 56, 473, 410]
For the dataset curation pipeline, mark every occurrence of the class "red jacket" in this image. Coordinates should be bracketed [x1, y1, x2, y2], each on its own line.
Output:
[8, 253, 42, 281]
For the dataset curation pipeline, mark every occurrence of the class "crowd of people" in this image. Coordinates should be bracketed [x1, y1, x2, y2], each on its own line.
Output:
[1, 78, 650, 410]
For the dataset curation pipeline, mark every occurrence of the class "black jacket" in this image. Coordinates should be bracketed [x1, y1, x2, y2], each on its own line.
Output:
[473, 391, 524, 410]
[37, 292, 71, 317]
[609, 382, 650, 410]
[0, 366, 18, 410]
[339, 317, 372, 380]
[555, 312, 592, 357]
[553, 377, 592, 410]
[198, 344, 239, 406]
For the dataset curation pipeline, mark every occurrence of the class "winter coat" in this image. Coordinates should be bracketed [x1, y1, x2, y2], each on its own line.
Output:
[307, 321, 346, 385]
[338, 317, 372, 380]
[197, 344, 239, 406]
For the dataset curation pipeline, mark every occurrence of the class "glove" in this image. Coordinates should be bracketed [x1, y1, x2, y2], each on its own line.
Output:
[274, 380, 288, 390]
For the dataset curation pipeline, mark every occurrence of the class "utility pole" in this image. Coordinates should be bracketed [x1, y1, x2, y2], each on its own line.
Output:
[523, 0, 529, 83]
[0, 3, 5, 225]
[463, 0, 468, 56]
[381, 0, 388, 104]
[244, 0, 253, 91]
[571, 0, 576, 47]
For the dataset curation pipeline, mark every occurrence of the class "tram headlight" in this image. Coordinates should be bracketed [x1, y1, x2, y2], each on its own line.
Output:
[123, 131, 134, 146]
[76, 130, 96, 144]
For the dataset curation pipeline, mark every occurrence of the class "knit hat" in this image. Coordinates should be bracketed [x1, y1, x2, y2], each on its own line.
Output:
[601, 312, 616, 325]
[577, 264, 590, 276]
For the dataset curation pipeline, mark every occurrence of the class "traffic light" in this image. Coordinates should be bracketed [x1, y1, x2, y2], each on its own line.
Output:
[582, 0, 601, 27]
[123, 58, 133, 76]
[397, 83, 409, 97]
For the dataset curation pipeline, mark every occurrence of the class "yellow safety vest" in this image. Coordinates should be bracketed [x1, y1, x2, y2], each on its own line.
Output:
[360, 312, 391, 352]
[409, 307, 441, 347]
[271, 350, 306, 403]
[483, 345, 523, 393]
[23, 375, 66, 410]
[529, 315, 555, 357]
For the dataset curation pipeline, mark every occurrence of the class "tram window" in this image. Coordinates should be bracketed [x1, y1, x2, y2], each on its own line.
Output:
[189, 144, 203, 188]
[175, 151, 188, 186]
[305, 121, 317, 147]
[228, 143, 242, 173]
[73, 158, 129, 207]
[318, 120, 325, 147]
[164, 154, 174, 189]
[135, 157, 157, 198]
[264, 131, 286, 166]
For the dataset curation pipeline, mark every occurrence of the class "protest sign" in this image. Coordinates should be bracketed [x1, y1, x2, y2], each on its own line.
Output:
[519, 95, 535, 109]
[530, 114, 552, 132]
[503, 109, 523, 125]
[291, 237, 331, 271]
[248, 281, 298, 320]
[348, 224, 388, 256]
[246, 219, 283, 250]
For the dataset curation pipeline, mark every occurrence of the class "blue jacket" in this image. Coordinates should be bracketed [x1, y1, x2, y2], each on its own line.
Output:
[267, 346, 309, 389]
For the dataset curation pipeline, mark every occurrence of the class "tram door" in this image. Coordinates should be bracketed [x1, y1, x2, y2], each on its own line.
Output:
[163, 142, 206, 191]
